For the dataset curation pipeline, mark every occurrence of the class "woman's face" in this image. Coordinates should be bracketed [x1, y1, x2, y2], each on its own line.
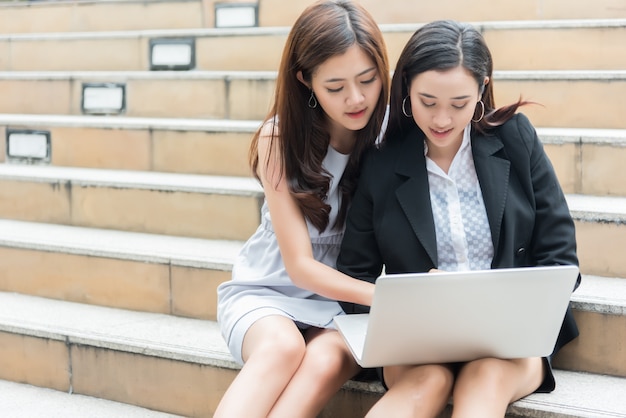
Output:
[309, 44, 382, 138]
[408, 65, 486, 157]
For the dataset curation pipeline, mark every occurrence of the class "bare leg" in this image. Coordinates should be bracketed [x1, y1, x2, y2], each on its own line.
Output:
[268, 328, 361, 418]
[451, 357, 544, 418]
[213, 316, 306, 418]
[366, 364, 454, 418]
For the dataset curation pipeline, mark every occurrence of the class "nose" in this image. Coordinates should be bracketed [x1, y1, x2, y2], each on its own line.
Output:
[433, 108, 451, 128]
[346, 84, 365, 106]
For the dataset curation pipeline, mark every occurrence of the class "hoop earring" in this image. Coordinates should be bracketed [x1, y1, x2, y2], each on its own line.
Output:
[472, 100, 485, 123]
[308, 91, 318, 109]
[402, 96, 412, 118]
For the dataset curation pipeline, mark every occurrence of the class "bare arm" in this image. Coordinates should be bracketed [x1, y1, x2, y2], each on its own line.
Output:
[256, 124, 374, 307]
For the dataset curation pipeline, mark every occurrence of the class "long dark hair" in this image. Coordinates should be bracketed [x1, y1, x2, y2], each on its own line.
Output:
[249, 0, 389, 232]
[385, 19, 528, 143]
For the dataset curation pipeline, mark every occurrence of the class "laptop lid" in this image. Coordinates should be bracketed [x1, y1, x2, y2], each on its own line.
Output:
[335, 265, 579, 368]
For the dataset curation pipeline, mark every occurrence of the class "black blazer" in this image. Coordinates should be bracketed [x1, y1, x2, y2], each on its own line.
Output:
[337, 113, 579, 391]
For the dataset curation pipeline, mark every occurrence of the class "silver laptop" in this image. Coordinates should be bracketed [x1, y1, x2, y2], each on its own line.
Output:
[333, 265, 579, 368]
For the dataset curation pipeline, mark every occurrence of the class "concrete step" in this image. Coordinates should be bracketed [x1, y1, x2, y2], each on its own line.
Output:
[0, 20, 623, 72]
[539, 127, 626, 196]
[387, 20, 626, 72]
[0, 70, 624, 128]
[0, 291, 624, 417]
[0, 114, 259, 176]
[0, 0, 209, 34]
[554, 275, 626, 379]
[0, 219, 242, 320]
[263, 0, 626, 26]
[0, 164, 263, 241]
[0, 379, 184, 418]
[0, 70, 276, 121]
[1, 0, 624, 35]
[565, 194, 626, 278]
[0, 217, 625, 378]
[0, 164, 625, 275]
[2, 115, 626, 194]
[494, 71, 626, 129]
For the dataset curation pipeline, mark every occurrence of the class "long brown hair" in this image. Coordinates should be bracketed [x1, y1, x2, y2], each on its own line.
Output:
[385, 19, 529, 143]
[249, 0, 389, 232]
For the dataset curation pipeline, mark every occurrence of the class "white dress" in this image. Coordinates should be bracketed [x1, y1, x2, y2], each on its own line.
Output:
[217, 145, 350, 364]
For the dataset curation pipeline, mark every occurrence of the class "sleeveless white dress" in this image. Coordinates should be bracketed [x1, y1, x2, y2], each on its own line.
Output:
[217, 145, 350, 364]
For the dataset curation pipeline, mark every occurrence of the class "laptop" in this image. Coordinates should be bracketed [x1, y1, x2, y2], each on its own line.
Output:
[333, 265, 579, 368]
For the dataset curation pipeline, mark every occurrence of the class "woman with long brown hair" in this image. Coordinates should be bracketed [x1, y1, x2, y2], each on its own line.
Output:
[215, 1, 389, 416]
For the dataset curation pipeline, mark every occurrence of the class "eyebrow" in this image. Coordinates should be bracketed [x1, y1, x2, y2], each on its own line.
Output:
[324, 67, 377, 83]
[419, 93, 472, 100]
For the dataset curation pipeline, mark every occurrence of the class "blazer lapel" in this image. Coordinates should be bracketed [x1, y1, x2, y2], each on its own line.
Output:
[394, 130, 438, 266]
[471, 132, 510, 256]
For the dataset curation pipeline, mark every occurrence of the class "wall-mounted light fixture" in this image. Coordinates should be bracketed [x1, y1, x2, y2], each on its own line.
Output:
[6, 129, 51, 163]
[215, 3, 258, 28]
[149, 38, 195, 71]
[81, 83, 126, 115]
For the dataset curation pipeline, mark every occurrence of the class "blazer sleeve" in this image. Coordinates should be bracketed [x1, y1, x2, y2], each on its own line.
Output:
[506, 114, 581, 289]
[337, 151, 384, 314]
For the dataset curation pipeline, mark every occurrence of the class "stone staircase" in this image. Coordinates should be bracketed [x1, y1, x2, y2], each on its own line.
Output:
[0, 0, 625, 417]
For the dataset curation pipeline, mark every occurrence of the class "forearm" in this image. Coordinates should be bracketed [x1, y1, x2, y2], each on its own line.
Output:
[287, 257, 375, 307]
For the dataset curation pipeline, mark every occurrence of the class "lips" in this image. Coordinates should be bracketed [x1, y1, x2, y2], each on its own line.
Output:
[430, 128, 453, 138]
[346, 109, 367, 119]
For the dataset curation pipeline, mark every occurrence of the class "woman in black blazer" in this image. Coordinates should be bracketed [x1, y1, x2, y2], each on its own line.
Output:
[336, 20, 580, 417]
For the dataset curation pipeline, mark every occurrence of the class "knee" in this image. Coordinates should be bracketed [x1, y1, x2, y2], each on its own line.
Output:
[390, 364, 454, 402]
[455, 358, 506, 393]
[252, 329, 306, 369]
[413, 365, 455, 399]
[301, 342, 356, 383]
